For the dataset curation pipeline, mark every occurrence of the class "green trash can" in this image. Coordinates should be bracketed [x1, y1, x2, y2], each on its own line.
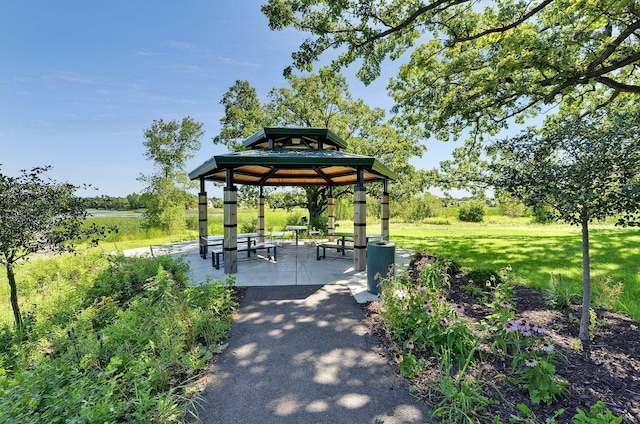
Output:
[367, 241, 395, 295]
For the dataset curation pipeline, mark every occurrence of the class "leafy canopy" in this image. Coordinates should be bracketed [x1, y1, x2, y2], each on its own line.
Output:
[490, 99, 640, 227]
[263, 0, 640, 140]
[0, 166, 100, 265]
[0, 165, 105, 326]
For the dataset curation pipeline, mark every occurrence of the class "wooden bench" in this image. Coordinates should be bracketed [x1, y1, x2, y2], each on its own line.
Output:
[212, 243, 277, 269]
[316, 242, 353, 260]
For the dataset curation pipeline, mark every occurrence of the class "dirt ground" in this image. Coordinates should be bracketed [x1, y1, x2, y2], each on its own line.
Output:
[360, 269, 640, 423]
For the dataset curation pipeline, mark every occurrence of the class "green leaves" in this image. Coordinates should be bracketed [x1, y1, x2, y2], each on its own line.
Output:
[139, 117, 203, 232]
[263, 0, 640, 146]
[491, 103, 640, 227]
[0, 254, 238, 423]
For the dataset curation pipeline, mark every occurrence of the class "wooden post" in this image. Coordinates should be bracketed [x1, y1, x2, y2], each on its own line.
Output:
[353, 170, 367, 271]
[328, 187, 335, 242]
[224, 169, 238, 274]
[381, 179, 390, 241]
[258, 187, 265, 243]
[198, 181, 208, 258]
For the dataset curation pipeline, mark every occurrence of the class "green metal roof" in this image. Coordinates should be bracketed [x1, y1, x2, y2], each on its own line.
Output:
[189, 127, 397, 186]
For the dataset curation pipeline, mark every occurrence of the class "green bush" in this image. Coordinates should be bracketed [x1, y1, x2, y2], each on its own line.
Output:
[285, 211, 304, 226]
[240, 217, 258, 233]
[465, 268, 503, 287]
[397, 194, 443, 223]
[458, 201, 486, 222]
[532, 203, 556, 224]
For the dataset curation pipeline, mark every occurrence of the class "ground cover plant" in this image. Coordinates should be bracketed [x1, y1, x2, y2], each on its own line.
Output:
[365, 252, 639, 423]
[0, 253, 238, 423]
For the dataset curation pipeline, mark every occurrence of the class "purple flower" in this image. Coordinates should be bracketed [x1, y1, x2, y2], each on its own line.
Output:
[525, 359, 539, 367]
[517, 319, 530, 332]
[406, 339, 414, 350]
[533, 325, 547, 334]
[453, 304, 465, 313]
[440, 318, 448, 327]
[540, 342, 554, 353]
[503, 321, 518, 332]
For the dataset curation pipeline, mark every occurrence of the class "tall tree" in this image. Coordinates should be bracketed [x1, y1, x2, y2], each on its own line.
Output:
[214, 69, 427, 223]
[490, 100, 640, 357]
[0, 166, 104, 328]
[262, 0, 640, 191]
[139, 117, 204, 232]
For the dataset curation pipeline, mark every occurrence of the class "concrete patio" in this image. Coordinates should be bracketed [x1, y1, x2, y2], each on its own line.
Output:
[124, 239, 414, 303]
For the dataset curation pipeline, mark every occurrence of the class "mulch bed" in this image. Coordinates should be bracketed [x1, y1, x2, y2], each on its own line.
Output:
[360, 266, 640, 423]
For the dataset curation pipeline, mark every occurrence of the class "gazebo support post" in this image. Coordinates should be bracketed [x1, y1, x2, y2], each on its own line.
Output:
[354, 169, 367, 271]
[198, 178, 208, 258]
[328, 187, 335, 241]
[224, 169, 238, 274]
[381, 179, 390, 241]
[258, 186, 265, 243]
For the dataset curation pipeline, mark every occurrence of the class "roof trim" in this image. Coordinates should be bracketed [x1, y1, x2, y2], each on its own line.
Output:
[242, 127, 348, 150]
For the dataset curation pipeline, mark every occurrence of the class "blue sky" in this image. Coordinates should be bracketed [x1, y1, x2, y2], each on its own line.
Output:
[1, 0, 458, 198]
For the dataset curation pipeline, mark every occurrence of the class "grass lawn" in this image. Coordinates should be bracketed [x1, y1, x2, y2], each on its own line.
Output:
[386, 219, 640, 320]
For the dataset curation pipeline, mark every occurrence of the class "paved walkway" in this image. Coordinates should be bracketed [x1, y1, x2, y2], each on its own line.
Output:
[187, 285, 431, 423]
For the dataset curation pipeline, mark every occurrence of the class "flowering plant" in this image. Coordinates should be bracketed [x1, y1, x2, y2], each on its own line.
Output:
[379, 259, 475, 367]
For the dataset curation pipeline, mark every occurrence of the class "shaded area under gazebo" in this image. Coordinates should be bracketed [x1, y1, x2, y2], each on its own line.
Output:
[188, 127, 397, 274]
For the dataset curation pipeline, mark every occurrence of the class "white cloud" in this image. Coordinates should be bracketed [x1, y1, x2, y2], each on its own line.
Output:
[165, 40, 197, 50]
[216, 56, 261, 68]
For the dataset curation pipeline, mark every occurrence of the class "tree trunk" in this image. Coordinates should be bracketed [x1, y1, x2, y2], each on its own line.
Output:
[579, 219, 591, 360]
[6, 262, 23, 328]
[305, 187, 328, 225]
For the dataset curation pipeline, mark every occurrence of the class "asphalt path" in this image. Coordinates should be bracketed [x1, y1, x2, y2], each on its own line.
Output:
[188, 284, 432, 423]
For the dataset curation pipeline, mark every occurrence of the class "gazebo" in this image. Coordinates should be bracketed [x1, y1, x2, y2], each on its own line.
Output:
[188, 127, 397, 274]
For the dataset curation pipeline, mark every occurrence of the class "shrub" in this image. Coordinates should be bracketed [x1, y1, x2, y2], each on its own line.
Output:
[532, 203, 556, 224]
[285, 211, 304, 226]
[240, 217, 258, 233]
[458, 201, 486, 222]
[400, 194, 443, 223]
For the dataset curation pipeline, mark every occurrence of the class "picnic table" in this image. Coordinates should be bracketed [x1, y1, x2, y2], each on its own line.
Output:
[285, 225, 307, 246]
[316, 232, 383, 259]
[200, 232, 261, 259]
[334, 232, 382, 249]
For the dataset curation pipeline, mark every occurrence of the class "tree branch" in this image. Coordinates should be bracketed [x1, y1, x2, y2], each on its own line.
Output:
[452, 0, 554, 43]
[354, 0, 468, 50]
[587, 18, 640, 73]
[595, 76, 640, 93]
